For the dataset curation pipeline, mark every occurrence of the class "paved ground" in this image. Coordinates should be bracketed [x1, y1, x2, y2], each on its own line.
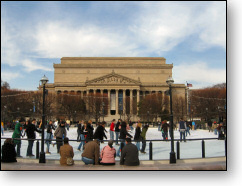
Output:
[1, 157, 226, 170]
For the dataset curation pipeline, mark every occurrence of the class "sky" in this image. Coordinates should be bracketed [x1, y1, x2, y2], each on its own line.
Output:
[1, 1, 226, 91]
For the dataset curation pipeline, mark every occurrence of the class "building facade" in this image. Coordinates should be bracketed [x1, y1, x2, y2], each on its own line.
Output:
[46, 57, 186, 121]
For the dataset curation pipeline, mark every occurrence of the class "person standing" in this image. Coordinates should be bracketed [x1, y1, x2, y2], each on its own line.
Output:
[134, 122, 142, 151]
[186, 121, 191, 136]
[1, 138, 17, 163]
[100, 140, 116, 165]
[179, 118, 186, 142]
[109, 119, 115, 140]
[117, 121, 132, 157]
[25, 118, 41, 157]
[85, 120, 94, 143]
[12, 118, 25, 157]
[77, 121, 87, 151]
[120, 138, 140, 166]
[93, 121, 107, 142]
[140, 124, 149, 153]
[77, 120, 83, 141]
[65, 119, 70, 131]
[60, 137, 74, 166]
[54, 121, 67, 153]
[114, 119, 121, 145]
[161, 120, 169, 141]
[157, 120, 161, 131]
[46, 120, 55, 154]
[208, 120, 213, 132]
[1, 121, 4, 136]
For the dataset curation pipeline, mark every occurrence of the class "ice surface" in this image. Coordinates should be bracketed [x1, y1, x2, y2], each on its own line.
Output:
[1, 127, 225, 161]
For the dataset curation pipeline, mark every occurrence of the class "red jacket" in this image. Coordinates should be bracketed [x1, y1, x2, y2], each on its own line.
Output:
[110, 122, 115, 131]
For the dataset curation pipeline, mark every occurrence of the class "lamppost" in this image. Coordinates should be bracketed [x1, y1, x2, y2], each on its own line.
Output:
[166, 76, 176, 164]
[39, 75, 48, 163]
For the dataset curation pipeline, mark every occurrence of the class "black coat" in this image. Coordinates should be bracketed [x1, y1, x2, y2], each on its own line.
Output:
[47, 124, 55, 134]
[120, 143, 139, 166]
[93, 125, 107, 140]
[86, 124, 94, 141]
[26, 123, 41, 139]
[115, 122, 120, 132]
[134, 127, 141, 141]
[1, 143, 17, 163]
[119, 126, 132, 139]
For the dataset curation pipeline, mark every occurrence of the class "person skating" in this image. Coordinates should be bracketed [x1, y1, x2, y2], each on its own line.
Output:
[140, 124, 149, 153]
[134, 122, 142, 151]
[25, 118, 42, 157]
[117, 121, 132, 157]
[12, 118, 25, 157]
[54, 121, 67, 153]
[93, 121, 107, 142]
[46, 120, 55, 154]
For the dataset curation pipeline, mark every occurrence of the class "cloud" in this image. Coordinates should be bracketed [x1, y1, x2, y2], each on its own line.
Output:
[34, 22, 139, 58]
[1, 71, 22, 81]
[173, 62, 226, 89]
[22, 59, 53, 72]
[130, 1, 226, 53]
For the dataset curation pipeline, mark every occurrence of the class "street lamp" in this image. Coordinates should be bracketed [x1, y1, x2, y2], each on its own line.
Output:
[166, 76, 176, 164]
[39, 75, 48, 163]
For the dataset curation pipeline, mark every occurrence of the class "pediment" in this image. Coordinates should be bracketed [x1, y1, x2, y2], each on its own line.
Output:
[86, 71, 141, 85]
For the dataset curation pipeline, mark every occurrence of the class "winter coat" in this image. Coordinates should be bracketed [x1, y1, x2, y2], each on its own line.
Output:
[54, 126, 67, 138]
[179, 121, 187, 131]
[12, 122, 22, 144]
[60, 144, 74, 165]
[115, 122, 120, 132]
[93, 125, 107, 140]
[134, 127, 141, 141]
[140, 126, 148, 140]
[120, 143, 140, 166]
[100, 145, 116, 164]
[26, 123, 41, 139]
[162, 123, 170, 133]
[110, 122, 115, 131]
[1, 143, 17, 163]
[119, 125, 132, 139]
[47, 124, 55, 134]
[82, 139, 100, 165]
[86, 124, 94, 141]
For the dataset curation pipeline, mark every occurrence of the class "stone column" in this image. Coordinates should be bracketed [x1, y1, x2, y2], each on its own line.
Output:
[81, 91, 84, 99]
[94, 89, 96, 94]
[116, 90, 119, 115]
[137, 90, 140, 113]
[108, 89, 111, 115]
[123, 89, 126, 115]
[101, 89, 104, 96]
[130, 89, 133, 115]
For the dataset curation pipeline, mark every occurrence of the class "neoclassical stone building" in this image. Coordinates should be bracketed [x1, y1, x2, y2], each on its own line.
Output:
[45, 57, 186, 121]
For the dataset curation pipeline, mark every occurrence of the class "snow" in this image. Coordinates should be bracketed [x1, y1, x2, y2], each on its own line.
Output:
[1, 127, 225, 161]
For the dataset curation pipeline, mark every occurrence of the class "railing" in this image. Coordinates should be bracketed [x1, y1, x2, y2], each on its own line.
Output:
[1, 137, 226, 161]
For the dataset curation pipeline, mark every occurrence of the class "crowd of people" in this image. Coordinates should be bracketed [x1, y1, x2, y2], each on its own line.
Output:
[1, 117, 226, 166]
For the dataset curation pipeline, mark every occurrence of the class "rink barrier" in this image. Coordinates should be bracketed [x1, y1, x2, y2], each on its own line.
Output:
[1, 137, 226, 161]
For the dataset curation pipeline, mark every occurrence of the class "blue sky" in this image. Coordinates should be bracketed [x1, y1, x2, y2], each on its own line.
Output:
[1, 1, 226, 90]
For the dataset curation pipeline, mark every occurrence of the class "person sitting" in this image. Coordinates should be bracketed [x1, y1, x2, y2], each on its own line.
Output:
[100, 140, 116, 165]
[81, 138, 100, 165]
[120, 138, 140, 166]
[60, 137, 74, 165]
[1, 138, 17, 163]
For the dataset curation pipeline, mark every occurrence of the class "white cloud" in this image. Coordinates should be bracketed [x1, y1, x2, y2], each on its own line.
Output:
[1, 71, 22, 81]
[173, 62, 226, 89]
[22, 59, 53, 72]
[34, 22, 139, 58]
[131, 1, 226, 52]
